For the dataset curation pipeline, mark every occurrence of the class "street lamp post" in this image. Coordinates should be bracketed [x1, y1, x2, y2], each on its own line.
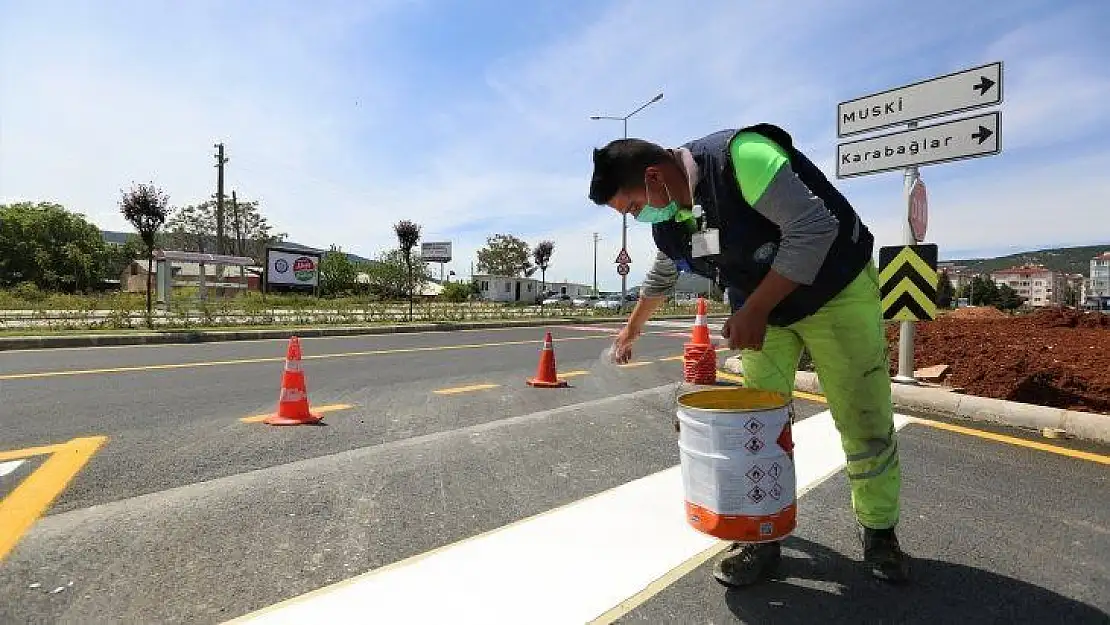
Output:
[591, 92, 664, 311]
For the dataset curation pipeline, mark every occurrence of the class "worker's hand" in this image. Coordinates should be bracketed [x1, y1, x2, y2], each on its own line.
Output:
[611, 325, 640, 364]
[721, 304, 769, 351]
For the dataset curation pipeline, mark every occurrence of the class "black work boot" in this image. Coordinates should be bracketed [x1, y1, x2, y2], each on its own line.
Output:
[711, 541, 782, 587]
[860, 525, 910, 584]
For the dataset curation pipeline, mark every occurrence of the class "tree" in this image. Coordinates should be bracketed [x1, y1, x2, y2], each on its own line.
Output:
[958, 275, 999, 306]
[477, 234, 534, 277]
[394, 220, 421, 321]
[319, 245, 358, 297]
[162, 199, 285, 264]
[1062, 283, 1079, 307]
[996, 284, 1024, 312]
[119, 183, 171, 322]
[0, 201, 115, 292]
[532, 240, 554, 295]
[936, 270, 955, 309]
[362, 248, 430, 299]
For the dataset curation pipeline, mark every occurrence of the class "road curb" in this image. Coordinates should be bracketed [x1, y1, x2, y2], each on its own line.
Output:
[0, 313, 731, 352]
[722, 355, 1110, 445]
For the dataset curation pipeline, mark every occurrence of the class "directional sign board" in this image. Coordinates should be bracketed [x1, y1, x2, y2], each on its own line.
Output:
[615, 248, 632, 264]
[836, 111, 1000, 179]
[909, 178, 928, 243]
[838, 62, 1002, 137]
[879, 244, 939, 321]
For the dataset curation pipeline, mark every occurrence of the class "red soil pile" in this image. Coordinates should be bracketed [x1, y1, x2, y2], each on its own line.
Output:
[886, 307, 1110, 413]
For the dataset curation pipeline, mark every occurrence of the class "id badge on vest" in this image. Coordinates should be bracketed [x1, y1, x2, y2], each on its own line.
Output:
[691, 228, 720, 258]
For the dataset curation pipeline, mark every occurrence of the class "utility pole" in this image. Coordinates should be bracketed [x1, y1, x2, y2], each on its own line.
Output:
[214, 143, 228, 255]
[231, 190, 242, 256]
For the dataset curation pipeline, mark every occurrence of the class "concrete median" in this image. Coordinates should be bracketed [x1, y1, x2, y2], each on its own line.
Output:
[723, 355, 1110, 445]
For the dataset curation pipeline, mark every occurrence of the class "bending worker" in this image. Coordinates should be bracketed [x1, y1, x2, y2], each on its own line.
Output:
[588, 124, 909, 586]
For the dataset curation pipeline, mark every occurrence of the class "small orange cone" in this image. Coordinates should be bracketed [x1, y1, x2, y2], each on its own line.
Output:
[690, 297, 711, 346]
[526, 331, 568, 388]
[264, 336, 323, 425]
[684, 298, 717, 385]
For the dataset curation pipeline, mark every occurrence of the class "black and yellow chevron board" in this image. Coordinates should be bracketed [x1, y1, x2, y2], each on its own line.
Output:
[878, 244, 939, 321]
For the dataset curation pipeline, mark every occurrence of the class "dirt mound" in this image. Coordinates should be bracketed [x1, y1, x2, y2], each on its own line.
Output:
[886, 307, 1110, 413]
[946, 306, 1010, 320]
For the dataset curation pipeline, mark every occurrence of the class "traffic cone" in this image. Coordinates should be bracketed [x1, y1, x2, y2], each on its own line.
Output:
[684, 298, 717, 385]
[264, 336, 323, 425]
[690, 297, 711, 346]
[526, 331, 568, 388]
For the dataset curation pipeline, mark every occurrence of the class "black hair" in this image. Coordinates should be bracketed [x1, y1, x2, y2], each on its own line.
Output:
[588, 138, 672, 205]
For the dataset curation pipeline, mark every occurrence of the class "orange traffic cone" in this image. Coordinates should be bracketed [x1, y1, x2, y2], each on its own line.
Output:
[690, 297, 711, 346]
[526, 331, 568, 388]
[684, 298, 717, 385]
[264, 336, 323, 425]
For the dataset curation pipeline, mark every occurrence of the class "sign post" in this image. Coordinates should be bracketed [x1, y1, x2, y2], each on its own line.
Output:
[836, 61, 1004, 384]
[614, 248, 632, 303]
[420, 241, 452, 284]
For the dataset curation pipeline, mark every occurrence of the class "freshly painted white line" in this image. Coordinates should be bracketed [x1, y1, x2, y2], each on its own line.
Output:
[231, 411, 912, 625]
[0, 460, 24, 477]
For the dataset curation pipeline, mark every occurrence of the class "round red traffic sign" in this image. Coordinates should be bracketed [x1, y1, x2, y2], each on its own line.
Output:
[909, 179, 928, 242]
[617, 263, 630, 276]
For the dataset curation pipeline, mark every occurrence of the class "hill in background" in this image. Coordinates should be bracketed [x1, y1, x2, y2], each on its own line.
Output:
[944, 244, 1109, 276]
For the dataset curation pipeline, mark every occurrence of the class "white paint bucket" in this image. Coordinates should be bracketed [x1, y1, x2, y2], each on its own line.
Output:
[676, 387, 796, 543]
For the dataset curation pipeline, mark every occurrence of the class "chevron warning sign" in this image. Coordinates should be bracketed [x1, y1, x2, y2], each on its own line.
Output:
[878, 244, 939, 321]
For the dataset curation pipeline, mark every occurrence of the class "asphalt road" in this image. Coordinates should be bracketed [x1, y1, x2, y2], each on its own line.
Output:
[1, 321, 1107, 624]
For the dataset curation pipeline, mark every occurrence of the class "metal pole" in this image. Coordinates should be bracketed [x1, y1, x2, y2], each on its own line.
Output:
[893, 123, 919, 385]
[620, 118, 628, 310]
[592, 232, 599, 295]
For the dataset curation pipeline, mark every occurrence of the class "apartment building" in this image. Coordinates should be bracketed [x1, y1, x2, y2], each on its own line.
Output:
[1090, 252, 1110, 298]
[989, 264, 1064, 307]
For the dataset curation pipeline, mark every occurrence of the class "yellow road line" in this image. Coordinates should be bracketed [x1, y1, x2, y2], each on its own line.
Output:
[618, 361, 653, 368]
[0, 330, 683, 384]
[589, 541, 728, 624]
[657, 355, 684, 362]
[0, 443, 62, 462]
[240, 403, 354, 423]
[561, 370, 590, 378]
[0, 436, 107, 561]
[0, 333, 630, 381]
[914, 419, 1110, 465]
[434, 384, 501, 395]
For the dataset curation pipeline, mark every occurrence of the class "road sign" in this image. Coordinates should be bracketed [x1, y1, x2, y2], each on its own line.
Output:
[909, 178, 928, 242]
[615, 248, 632, 264]
[878, 244, 939, 321]
[616, 263, 630, 276]
[836, 111, 1000, 179]
[838, 61, 1002, 137]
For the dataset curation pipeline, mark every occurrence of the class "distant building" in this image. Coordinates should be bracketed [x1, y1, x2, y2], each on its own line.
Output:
[472, 275, 593, 303]
[1090, 252, 1110, 298]
[989, 264, 1064, 307]
[1084, 251, 1110, 310]
[937, 262, 975, 291]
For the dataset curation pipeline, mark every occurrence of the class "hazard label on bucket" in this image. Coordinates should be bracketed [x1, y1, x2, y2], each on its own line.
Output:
[744, 417, 764, 434]
[744, 437, 765, 454]
[745, 465, 765, 483]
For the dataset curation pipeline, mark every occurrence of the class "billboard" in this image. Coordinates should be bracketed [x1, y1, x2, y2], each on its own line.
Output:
[420, 242, 452, 263]
[266, 248, 321, 287]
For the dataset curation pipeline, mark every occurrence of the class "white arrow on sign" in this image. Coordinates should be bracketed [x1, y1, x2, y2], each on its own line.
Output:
[838, 61, 1002, 137]
[836, 111, 1000, 179]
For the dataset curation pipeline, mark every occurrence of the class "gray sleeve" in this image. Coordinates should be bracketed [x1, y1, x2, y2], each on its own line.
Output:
[752, 163, 840, 286]
[639, 250, 679, 297]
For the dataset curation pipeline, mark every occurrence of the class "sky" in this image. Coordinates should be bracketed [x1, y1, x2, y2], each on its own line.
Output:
[2, 0, 1108, 291]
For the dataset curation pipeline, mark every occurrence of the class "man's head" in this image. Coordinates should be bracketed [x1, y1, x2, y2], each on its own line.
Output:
[588, 138, 691, 222]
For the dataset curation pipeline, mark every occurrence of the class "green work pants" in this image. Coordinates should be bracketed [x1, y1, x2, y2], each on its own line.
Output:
[740, 261, 901, 530]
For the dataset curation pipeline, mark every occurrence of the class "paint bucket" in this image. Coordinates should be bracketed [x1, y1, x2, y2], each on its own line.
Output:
[676, 387, 796, 543]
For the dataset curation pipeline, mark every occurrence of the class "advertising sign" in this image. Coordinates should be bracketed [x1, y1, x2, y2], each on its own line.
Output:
[266, 248, 321, 287]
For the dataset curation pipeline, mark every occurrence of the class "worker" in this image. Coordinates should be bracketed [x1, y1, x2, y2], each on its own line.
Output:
[588, 124, 909, 586]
